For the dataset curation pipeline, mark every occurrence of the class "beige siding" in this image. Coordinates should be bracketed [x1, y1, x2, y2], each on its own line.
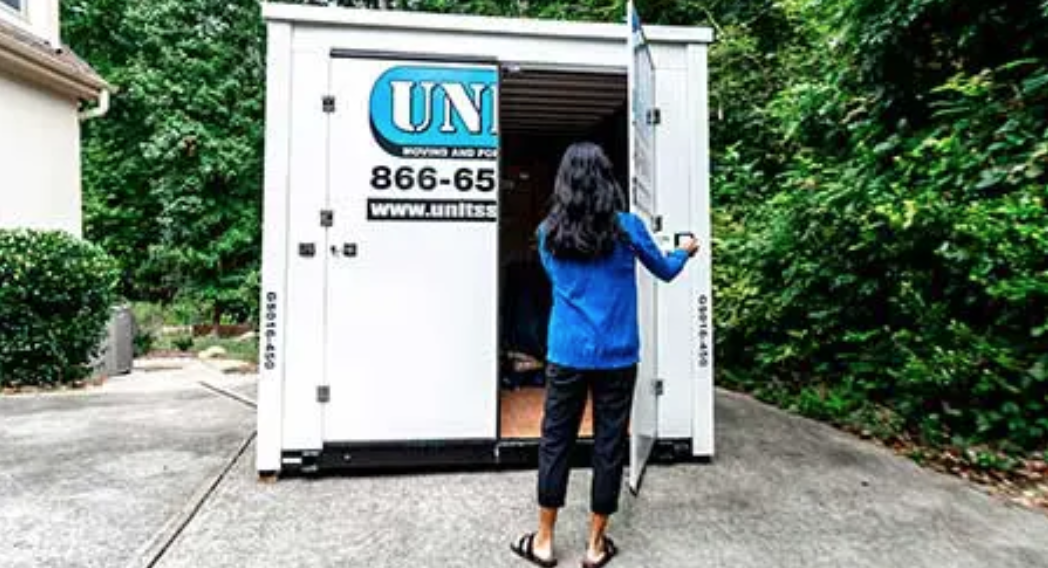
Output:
[0, 71, 82, 236]
[0, 0, 62, 47]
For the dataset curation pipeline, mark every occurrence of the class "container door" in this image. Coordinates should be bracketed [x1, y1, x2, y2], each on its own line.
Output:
[627, 2, 661, 494]
[323, 56, 500, 443]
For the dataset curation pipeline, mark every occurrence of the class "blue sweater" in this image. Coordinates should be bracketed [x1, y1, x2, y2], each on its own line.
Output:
[537, 212, 691, 370]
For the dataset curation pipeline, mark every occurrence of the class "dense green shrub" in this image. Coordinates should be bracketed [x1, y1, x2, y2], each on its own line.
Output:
[172, 334, 194, 352]
[716, 51, 1048, 451]
[0, 230, 119, 388]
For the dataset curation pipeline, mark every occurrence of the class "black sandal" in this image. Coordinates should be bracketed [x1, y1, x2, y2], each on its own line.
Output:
[581, 536, 618, 568]
[511, 532, 558, 568]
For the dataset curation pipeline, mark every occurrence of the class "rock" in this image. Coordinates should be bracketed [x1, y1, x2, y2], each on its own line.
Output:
[203, 358, 254, 374]
[235, 331, 258, 343]
[198, 346, 227, 360]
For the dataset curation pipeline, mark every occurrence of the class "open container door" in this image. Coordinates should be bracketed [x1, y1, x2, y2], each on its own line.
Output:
[627, 1, 661, 494]
[323, 54, 501, 446]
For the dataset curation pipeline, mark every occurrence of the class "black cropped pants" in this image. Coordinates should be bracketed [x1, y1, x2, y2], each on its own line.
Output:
[537, 363, 636, 516]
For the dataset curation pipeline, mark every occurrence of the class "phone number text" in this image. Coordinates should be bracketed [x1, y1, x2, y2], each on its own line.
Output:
[370, 166, 497, 193]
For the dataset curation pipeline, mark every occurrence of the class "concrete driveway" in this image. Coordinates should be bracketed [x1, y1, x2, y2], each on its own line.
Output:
[3, 363, 1047, 568]
[0, 359, 256, 568]
[152, 392, 1048, 568]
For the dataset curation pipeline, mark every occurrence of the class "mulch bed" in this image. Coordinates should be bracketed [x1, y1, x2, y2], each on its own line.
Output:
[846, 426, 1048, 513]
[1, 376, 106, 395]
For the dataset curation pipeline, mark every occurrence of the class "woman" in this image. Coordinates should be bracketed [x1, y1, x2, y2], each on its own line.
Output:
[512, 142, 699, 568]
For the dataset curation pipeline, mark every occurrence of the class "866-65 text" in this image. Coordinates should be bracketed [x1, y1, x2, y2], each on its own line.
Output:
[371, 166, 496, 192]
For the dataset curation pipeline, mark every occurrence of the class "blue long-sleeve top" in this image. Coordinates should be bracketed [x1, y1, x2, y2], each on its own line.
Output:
[537, 212, 690, 370]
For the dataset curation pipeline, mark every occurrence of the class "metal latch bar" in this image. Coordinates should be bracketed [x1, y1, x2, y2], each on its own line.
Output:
[646, 108, 661, 125]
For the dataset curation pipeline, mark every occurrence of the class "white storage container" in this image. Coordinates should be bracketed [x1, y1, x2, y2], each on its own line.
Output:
[257, 2, 714, 492]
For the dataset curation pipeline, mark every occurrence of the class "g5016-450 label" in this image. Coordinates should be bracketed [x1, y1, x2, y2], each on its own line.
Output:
[264, 291, 278, 371]
[697, 294, 711, 368]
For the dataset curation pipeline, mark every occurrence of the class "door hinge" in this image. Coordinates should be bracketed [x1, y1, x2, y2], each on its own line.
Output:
[653, 379, 665, 397]
[320, 209, 334, 228]
[317, 385, 330, 403]
[646, 108, 661, 125]
[652, 215, 663, 233]
[322, 95, 336, 113]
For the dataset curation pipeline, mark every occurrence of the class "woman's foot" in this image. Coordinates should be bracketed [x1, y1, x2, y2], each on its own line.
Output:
[534, 532, 554, 560]
[511, 532, 557, 567]
[581, 536, 618, 568]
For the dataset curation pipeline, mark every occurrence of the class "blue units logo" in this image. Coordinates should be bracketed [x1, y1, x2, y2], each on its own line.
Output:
[369, 65, 498, 160]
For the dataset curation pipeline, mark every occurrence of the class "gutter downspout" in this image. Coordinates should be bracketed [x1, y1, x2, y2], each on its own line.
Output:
[79, 88, 110, 121]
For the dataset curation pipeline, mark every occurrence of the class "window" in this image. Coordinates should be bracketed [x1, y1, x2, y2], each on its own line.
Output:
[1, 0, 23, 15]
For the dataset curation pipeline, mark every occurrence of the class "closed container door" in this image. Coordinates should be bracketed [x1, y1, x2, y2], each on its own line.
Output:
[323, 56, 501, 443]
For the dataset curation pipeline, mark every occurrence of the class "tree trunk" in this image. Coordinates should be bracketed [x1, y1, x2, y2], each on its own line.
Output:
[211, 305, 222, 337]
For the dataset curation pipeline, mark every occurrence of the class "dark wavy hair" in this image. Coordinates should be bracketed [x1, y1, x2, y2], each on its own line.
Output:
[541, 142, 626, 260]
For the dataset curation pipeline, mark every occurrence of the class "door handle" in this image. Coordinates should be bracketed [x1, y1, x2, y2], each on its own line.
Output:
[330, 243, 358, 258]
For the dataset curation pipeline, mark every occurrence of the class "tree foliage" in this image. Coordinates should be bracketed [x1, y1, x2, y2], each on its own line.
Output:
[63, 0, 1048, 452]
[715, 0, 1048, 453]
[64, 0, 264, 325]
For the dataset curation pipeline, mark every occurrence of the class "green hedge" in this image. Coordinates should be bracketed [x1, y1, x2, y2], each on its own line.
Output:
[0, 230, 119, 389]
[715, 62, 1048, 454]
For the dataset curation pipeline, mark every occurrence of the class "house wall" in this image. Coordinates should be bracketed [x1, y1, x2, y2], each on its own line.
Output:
[0, 71, 83, 236]
[0, 0, 61, 47]
[26, 0, 61, 47]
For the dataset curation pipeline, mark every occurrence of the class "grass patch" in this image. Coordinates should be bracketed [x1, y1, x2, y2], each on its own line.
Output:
[149, 332, 258, 364]
[132, 301, 257, 364]
[193, 336, 258, 364]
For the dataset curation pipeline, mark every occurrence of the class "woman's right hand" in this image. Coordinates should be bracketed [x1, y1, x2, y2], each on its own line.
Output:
[678, 236, 700, 257]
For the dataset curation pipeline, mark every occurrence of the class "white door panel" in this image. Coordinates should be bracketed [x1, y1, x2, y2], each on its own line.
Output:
[281, 51, 331, 451]
[323, 57, 500, 442]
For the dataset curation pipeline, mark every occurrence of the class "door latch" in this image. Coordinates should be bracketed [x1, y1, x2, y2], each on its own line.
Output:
[330, 243, 358, 257]
[646, 108, 662, 125]
[316, 385, 330, 403]
[653, 379, 665, 396]
[674, 232, 696, 247]
[298, 243, 316, 258]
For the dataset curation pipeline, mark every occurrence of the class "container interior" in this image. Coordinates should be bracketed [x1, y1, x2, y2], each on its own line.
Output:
[498, 69, 628, 440]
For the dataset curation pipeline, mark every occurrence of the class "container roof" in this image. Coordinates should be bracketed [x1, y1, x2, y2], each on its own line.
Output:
[262, 4, 715, 45]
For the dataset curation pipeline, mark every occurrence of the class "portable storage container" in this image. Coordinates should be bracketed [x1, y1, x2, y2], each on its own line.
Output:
[257, 2, 715, 491]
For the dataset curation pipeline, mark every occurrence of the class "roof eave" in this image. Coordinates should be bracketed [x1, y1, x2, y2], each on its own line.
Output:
[0, 31, 108, 101]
